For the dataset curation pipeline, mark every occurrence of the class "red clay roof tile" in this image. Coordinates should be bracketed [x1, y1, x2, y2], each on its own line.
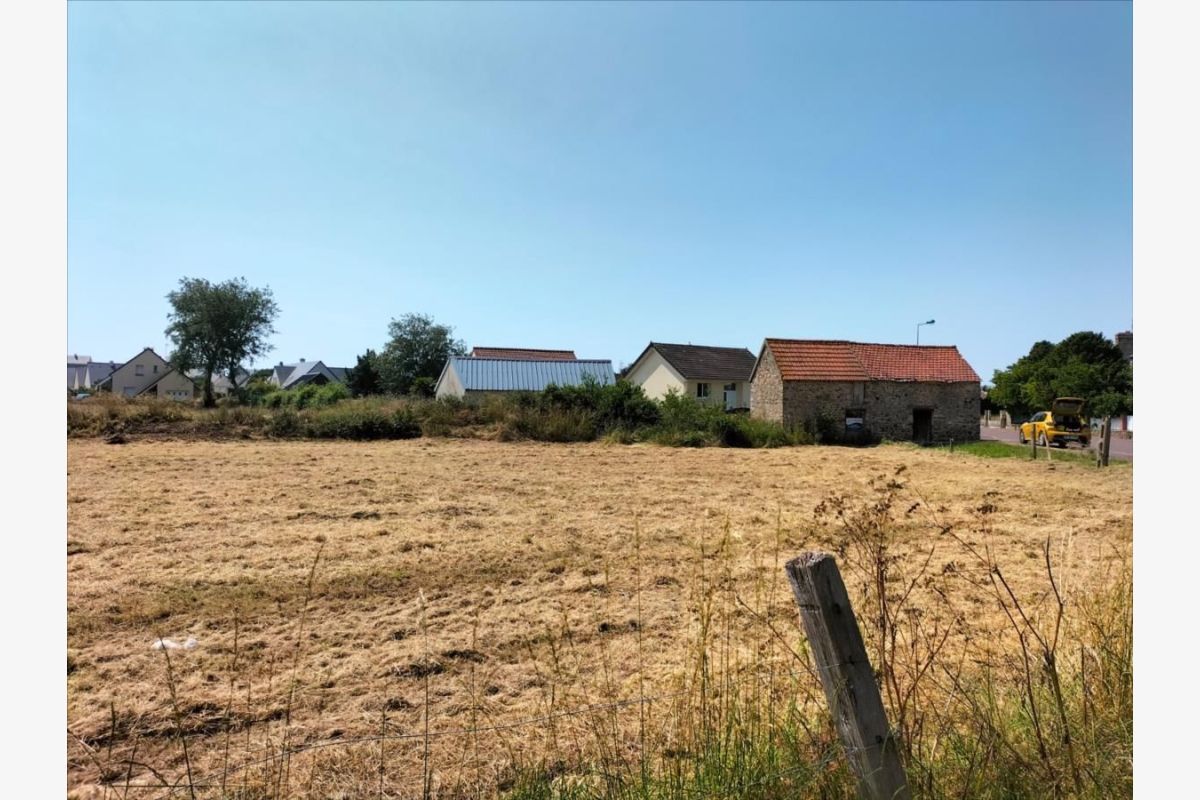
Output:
[470, 347, 577, 361]
[763, 339, 979, 383]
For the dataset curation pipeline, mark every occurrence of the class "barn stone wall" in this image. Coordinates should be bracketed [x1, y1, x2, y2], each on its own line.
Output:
[778, 381, 980, 442]
[750, 348, 784, 422]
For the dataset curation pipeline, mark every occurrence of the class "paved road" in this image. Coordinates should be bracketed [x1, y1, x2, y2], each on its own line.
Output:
[980, 425, 1132, 461]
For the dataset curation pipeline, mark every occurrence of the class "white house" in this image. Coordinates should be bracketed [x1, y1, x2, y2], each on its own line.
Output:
[95, 347, 195, 401]
[623, 342, 756, 410]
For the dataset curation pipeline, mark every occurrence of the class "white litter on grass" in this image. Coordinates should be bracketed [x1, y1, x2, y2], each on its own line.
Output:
[151, 637, 198, 651]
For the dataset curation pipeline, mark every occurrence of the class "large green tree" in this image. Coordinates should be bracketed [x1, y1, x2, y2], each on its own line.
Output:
[346, 349, 384, 397]
[989, 331, 1132, 420]
[377, 313, 466, 395]
[165, 277, 279, 407]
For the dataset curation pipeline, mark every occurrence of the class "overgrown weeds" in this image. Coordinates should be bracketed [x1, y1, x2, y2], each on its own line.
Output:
[67, 386, 809, 448]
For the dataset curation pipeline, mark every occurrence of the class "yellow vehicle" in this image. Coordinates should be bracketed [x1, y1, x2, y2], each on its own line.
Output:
[1018, 398, 1090, 448]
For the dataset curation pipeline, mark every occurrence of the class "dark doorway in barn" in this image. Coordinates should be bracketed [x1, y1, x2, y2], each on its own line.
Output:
[912, 409, 933, 443]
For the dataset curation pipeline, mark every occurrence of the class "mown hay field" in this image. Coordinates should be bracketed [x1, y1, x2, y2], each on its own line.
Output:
[66, 438, 1131, 797]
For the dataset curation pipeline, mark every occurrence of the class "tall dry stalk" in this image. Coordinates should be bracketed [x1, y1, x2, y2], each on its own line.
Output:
[156, 635, 196, 800]
[278, 542, 325, 797]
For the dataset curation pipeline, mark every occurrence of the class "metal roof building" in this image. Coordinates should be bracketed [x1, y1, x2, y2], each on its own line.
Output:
[435, 357, 615, 399]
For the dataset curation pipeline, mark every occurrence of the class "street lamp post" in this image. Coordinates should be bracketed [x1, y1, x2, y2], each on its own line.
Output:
[917, 319, 935, 345]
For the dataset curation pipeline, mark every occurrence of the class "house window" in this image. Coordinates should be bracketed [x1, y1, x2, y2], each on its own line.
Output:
[724, 382, 737, 392]
[153, 365, 159, 374]
[135, 364, 144, 376]
[696, 382, 710, 399]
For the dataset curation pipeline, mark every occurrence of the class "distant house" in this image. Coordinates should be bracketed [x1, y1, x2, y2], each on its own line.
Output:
[186, 368, 252, 396]
[435, 357, 615, 399]
[268, 360, 349, 390]
[94, 347, 196, 402]
[68, 355, 119, 392]
[469, 347, 578, 360]
[750, 339, 980, 443]
[624, 342, 756, 410]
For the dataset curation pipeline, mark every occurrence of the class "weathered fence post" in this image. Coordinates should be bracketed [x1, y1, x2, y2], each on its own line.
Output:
[985, 410, 991, 427]
[1031, 424, 1038, 459]
[785, 553, 911, 800]
[1101, 415, 1112, 467]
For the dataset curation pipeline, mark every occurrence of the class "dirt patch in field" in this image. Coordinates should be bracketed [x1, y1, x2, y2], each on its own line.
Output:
[66, 438, 1131, 793]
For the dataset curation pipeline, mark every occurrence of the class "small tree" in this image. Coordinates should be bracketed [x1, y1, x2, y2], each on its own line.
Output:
[377, 313, 466, 395]
[346, 350, 384, 397]
[165, 277, 279, 407]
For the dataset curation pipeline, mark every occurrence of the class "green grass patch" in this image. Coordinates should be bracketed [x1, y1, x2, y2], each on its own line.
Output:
[935, 440, 1125, 466]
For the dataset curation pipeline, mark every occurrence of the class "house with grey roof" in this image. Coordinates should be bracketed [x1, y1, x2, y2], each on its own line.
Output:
[68, 355, 121, 392]
[94, 347, 196, 401]
[268, 359, 350, 390]
[186, 368, 252, 396]
[623, 342, 757, 410]
[435, 356, 615, 400]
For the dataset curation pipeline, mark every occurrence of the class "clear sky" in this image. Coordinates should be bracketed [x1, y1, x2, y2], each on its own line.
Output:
[67, 0, 1131, 382]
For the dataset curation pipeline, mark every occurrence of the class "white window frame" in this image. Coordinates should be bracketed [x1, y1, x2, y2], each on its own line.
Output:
[135, 364, 145, 377]
[696, 382, 710, 399]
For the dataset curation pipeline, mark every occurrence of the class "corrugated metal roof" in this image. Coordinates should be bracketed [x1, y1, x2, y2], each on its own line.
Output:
[449, 357, 615, 392]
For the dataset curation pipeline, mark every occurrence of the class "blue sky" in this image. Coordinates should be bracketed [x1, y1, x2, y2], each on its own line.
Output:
[67, 1, 1131, 382]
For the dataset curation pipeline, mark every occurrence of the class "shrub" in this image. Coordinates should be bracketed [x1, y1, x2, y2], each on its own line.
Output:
[267, 408, 301, 437]
[498, 407, 598, 443]
[409, 376, 436, 398]
[314, 382, 351, 406]
[302, 401, 421, 440]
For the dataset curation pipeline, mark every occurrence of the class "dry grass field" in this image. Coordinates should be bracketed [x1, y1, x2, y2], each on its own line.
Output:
[66, 438, 1131, 797]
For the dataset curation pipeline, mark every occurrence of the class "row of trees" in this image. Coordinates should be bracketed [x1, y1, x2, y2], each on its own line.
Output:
[987, 331, 1133, 420]
[165, 277, 465, 406]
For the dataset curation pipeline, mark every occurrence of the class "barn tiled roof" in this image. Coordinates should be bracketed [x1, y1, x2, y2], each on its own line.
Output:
[470, 347, 578, 360]
[646, 343, 756, 381]
[762, 339, 979, 383]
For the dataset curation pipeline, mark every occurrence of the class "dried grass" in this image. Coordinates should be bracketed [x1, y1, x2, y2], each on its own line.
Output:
[66, 438, 1131, 796]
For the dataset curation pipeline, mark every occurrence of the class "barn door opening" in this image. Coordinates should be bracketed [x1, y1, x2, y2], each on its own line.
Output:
[912, 409, 933, 443]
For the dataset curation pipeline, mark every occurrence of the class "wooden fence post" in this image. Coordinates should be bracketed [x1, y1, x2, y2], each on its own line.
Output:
[785, 553, 911, 800]
[1031, 423, 1037, 459]
[1102, 416, 1112, 467]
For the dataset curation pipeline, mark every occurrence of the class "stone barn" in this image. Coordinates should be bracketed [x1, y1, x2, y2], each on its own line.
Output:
[750, 339, 980, 443]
